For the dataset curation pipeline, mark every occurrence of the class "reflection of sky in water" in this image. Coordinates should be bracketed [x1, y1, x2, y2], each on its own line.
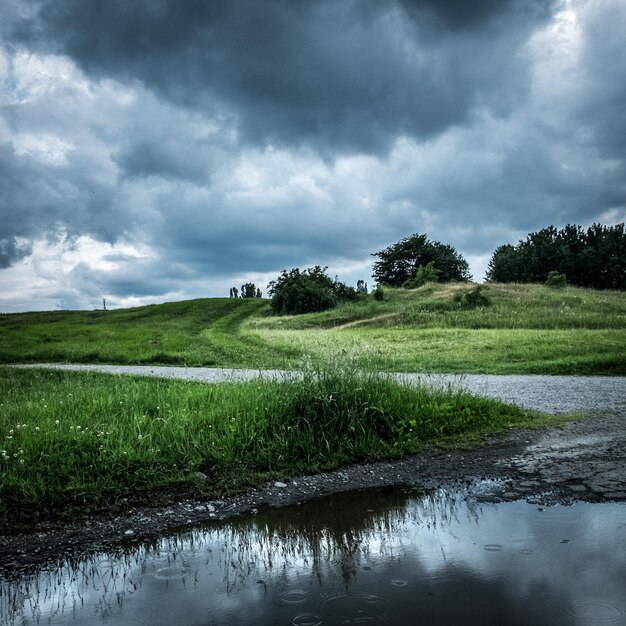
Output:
[2, 488, 625, 625]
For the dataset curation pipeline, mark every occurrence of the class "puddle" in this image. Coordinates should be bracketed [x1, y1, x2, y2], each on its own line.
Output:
[1, 487, 624, 625]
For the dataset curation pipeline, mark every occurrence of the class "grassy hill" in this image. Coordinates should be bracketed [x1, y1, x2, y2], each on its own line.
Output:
[1, 283, 625, 374]
[0, 298, 297, 368]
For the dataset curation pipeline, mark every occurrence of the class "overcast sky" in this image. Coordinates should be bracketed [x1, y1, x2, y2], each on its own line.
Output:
[1, 0, 624, 312]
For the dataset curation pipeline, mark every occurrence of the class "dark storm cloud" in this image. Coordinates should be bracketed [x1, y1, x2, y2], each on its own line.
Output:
[574, 1, 626, 162]
[0, 141, 135, 246]
[2, 0, 625, 310]
[151, 180, 379, 277]
[113, 138, 209, 183]
[398, 0, 547, 29]
[0, 237, 32, 268]
[11, 0, 555, 154]
[69, 260, 186, 298]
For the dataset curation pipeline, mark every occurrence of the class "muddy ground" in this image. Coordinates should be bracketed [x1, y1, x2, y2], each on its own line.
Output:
[1, 407, 624, 576]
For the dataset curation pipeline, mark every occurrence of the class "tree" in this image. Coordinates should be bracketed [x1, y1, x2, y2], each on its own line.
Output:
[268, 266, 356, 315]
[241, 283, 257, 298]
[486, 244, 521, 283]
[486, 223, 625, 289]
[372, 233, 471, 287]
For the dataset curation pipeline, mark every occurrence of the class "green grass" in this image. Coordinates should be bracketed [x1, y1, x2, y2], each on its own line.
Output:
[1, 283, 625, 374]
[250, 283, 626, 375]
[0, 298, 299, 368]
[0, 365, 550, 522]
[2, 283, 621, 522]
[254, 328, 625, 375]
[250, 282, 626, 330]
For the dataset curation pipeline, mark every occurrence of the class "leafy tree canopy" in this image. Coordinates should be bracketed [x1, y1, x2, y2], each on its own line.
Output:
[268, 266, 357, 315]
[486, 223, 625, 289]
[241, 282, 258, 298]
[372, 233, 472, 287]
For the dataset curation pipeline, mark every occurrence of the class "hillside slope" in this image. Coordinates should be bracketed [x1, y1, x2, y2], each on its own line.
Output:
[249, 283, 626, 375]
[0, 298, 298, 368]
[1, 284, 624, 374]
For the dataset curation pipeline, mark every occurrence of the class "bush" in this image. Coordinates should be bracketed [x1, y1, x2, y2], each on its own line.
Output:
[454, 285, 491, 309]
[373, 285, 385, 301]
[268, 266, 356, 315]
[545, 271, 567, 288]
[403, 261, 441, 288]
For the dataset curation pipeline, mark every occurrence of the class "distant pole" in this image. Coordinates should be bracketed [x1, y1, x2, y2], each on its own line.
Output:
[103, 298, 107, 311]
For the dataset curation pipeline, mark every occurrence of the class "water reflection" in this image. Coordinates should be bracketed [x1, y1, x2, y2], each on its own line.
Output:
[1, 487, 625, 625]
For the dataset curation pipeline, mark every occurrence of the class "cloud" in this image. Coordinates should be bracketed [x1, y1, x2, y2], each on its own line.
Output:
[0, 237, 32, 268]
[574, 0, 626, 162]
[11, 0, 556, 154]
[0, 0, 624, 311]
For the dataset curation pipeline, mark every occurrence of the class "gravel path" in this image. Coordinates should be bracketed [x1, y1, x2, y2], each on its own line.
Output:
[13, 363, 626, 413]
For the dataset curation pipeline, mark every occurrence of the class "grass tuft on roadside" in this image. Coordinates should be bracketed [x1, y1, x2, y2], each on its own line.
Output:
[0, 364, 548, 523]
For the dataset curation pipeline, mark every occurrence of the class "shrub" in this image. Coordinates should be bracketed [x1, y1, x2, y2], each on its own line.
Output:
[403, 261, 441, 288]
[268, 266, 356, 315]
[545, 271, 567, 288]
[373, 285, 385, 301]
[454, 285, 491, 309]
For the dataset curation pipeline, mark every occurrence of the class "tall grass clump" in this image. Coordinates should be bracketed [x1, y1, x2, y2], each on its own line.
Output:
[258, 359, 536, 468]
[1, 365, 543, 521]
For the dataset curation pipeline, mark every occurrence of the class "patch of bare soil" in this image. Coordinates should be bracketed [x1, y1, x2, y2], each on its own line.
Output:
[1, 409, 624, 576]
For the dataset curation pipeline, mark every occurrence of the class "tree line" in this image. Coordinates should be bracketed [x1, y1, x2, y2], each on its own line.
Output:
[231, 222, 624, 314]
[229, 283, 262, 298]
[486, 223, 625, 290]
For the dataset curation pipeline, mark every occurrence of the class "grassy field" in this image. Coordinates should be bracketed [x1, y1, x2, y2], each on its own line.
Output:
[2, 283, 622, 521]
[250, 282, 626, 374]
[0, 365, 551, 521]
[0, 298, 298, 368]
[2, 282, 622, 374]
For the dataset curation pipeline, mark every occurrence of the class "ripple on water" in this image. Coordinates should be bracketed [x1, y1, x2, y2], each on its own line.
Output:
[103, 617, 154, 626]
[563, 601, 625, 622]
[292, 612, 323, 626]
[153, 566, 192, 580]
[483, 544, 504, 552]
[391, 578, 408, 587]
[320, 594, 394, 622]
[95, 558, 127, 572]
[510, 536, 536, 555]
[280, 590, 309, 604]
